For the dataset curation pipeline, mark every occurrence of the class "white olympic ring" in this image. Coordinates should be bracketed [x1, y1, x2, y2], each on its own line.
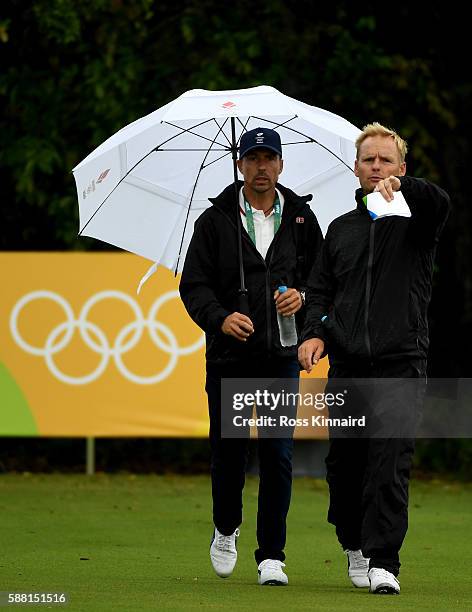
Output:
[9, 290, 205, 385]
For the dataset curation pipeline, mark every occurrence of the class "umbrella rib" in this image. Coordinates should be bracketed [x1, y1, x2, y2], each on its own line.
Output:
[237, 115, 296, 134]
[161, 120, 229, 149]
[235, 117, 251, 145]
[213, 119, 232, 147]
[154, 118, 217, 149]
[201, 150, 232, 169]
[78, 147, 158, 236]
[251, 115, 299, 131]
[175, 118, 230, 275]
[260, 115, 299, 130]
[155, 148, 229, 151]
[280, 140, 316, 145]
[251, 115, 353, 172]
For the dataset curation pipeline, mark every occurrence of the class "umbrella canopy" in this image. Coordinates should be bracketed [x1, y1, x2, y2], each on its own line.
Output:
[73, 85, 361, 274]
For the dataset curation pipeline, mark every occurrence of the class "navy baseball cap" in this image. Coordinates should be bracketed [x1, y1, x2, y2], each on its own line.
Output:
[239, 127, 282, 159]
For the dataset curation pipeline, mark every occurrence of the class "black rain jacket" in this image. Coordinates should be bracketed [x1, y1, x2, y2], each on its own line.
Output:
[301, 175, 451, 364]
[179, 181, 323, 365]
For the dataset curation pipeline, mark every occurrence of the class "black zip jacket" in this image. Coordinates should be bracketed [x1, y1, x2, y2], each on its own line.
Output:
[301, 175, 451, 364]
[179, 181, 323, 365]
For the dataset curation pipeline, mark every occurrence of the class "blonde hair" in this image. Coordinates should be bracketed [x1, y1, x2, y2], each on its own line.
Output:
[355, 122, 408, 163]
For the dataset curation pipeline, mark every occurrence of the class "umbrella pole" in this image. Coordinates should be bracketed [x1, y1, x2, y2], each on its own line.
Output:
[231, 117, 249, 316]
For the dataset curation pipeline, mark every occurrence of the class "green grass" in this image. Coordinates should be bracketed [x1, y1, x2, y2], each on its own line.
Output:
[0, 474, 471, 611]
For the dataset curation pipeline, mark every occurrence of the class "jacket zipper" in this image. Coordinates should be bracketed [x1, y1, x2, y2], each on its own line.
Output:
[364, 222, 375, 362]
[265, 245, 278, 356]
[217, 205, 301, 356]
[265, 213, 298, 355]
[236, 213, 272, 354]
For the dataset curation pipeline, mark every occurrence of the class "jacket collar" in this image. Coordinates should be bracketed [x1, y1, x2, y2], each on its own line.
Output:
[355, 187, 371, 215]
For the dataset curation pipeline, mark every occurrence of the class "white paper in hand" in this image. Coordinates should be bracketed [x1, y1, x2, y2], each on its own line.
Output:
[364, 191, 411, 220]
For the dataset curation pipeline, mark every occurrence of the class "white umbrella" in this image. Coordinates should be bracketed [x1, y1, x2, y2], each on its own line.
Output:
[73, 86, 360, 281]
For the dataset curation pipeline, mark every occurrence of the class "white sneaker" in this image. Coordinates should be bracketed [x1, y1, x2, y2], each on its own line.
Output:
[210, 527, 239, 578]
[368, 567, 400, 594]
[345, 549, 370, 588]
[257, 559, 288, 586]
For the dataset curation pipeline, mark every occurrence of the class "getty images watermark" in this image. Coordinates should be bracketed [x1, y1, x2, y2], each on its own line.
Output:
[231, 388, 365, 429]
[220, 377, 472, 439]
[221, 378, 372, 439]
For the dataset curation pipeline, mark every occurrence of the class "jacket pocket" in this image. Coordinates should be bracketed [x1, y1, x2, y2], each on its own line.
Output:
[321, 308, 347, 352]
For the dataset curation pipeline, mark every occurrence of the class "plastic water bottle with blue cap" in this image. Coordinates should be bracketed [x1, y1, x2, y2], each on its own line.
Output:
[277, 285, 298, 347]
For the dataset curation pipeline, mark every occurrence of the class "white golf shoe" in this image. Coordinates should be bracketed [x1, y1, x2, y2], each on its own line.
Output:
[257, 559, 288, 586]
[210, 527, 239, 578]
[368, 567, 400, 594]
[345, 549, 370, 588]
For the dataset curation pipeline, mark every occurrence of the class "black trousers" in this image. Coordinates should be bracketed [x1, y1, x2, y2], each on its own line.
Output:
[205, 358, 299, 565]
[325, 359, 426, 576]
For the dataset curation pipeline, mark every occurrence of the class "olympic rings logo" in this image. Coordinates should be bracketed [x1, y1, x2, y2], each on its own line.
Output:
[9, 290, 205, 386]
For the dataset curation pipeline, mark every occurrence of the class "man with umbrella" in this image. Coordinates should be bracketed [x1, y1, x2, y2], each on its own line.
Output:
[179, 127, 323, 585]
[298, 122, 450, 594]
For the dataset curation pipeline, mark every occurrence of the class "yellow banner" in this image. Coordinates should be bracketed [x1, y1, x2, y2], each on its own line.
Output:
[0, 253, 328, 437]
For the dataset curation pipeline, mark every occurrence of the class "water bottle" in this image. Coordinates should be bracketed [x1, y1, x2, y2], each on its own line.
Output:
[277, 285, 298, 347]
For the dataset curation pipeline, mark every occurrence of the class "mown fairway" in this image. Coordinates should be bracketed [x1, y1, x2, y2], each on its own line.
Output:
[1, 474, 471, 611]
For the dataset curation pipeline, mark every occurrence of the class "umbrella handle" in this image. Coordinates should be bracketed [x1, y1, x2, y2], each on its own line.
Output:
[238, 289, 250, 317]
